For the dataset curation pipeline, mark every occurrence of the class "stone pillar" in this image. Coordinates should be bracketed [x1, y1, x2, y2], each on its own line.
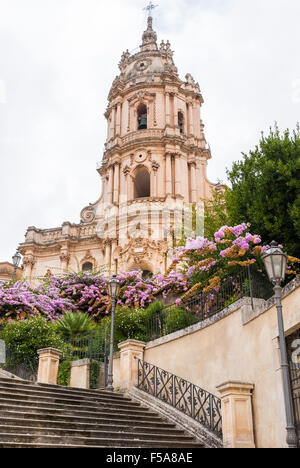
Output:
[173, 95, 180, 135]
[165, 153, 172, 196]
[190, 163, 197, 203]
[165, 92, 171, 127]
[174, 154, 181, 197]
[104, 241, 111, 274]
[70, 359, 91, 389]
[189, 102, 194, 136]
[37, 348, 62, 385]
[108, 166, 114, 204]
[118, 340, 146, 390]
[110, 106, 116, 139]
[217, 381, 255, 449]
[113, 163, 120, 204]
[116, 103, 121, 136]
[60, 251, 70, 273]
[22, 254, 35, 282]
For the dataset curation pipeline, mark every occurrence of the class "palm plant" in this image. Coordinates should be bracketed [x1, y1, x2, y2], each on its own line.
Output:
[55, 312, 95, 340]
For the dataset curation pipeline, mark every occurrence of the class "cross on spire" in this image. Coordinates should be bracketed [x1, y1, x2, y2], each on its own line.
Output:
[143, 1, 158, 17]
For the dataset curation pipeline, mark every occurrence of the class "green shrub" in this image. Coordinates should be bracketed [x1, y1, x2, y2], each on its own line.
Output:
[164, 308, 195, 335]
[58, 360, 72, 387]
[98, 301, 189, 347]
[90, 360, 101, 389]
[54, 312, 96, 340]
[0, 317, 64, 364]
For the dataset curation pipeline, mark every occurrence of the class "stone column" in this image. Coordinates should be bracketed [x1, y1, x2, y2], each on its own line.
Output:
[22, 254, 35, 283]
[165, 92, 171, 128]
[108, 166, 114, 204]
[110, 106, 116, 139]
[189, 102, 194, 136]
[104, 241, 111, 275]
[116, 103, 121, 136]
[37, 348, 62, 385]
[217, 381, 255, 449]
[173, 94, 180, 135]
[118, 340, 146, 390]
[190, 163, 197, 203]
[174, 154, 181, 197]
[70, 359, 91, 389]
[113, 163, 120, 204]
[165, 153, 172, 197]
[60, 251, 70, 273]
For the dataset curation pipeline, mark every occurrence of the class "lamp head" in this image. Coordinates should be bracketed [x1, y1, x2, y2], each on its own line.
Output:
[262, 241, 287, 284]
[108, 275, 121, 299]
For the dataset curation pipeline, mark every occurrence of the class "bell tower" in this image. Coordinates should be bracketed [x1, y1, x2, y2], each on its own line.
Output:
[79, 12, 216, 275]
[18, 10, 218, 283]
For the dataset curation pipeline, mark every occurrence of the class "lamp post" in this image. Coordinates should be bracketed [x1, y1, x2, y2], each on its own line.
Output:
[12, 252, 21, 281]
[107, 274, 121, 392]
[262, 241, 298, 448]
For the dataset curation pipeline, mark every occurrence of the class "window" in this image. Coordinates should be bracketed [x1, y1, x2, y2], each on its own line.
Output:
[82, 262, 93, 272]
[134, 167, 151, 199]
[178, 112, 184, 134]
[137, 104, 147, 130]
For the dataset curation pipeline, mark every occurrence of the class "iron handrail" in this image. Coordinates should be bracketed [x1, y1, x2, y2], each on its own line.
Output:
[136, 358, 222, 439]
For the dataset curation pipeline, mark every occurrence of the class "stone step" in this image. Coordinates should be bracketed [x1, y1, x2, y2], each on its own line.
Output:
[0, 433, 203, 448]
[0, 383, 132, 405]
[0, 425, 191, 442]
[0, 417, 180, 434]
[0, 389, 143, 411]
[0, 403, 162, 422]
[0, 378, 205, 448]
[0, 398, 159, 418]
[0, 378, 129, 402]
[0, 409, 166, 426]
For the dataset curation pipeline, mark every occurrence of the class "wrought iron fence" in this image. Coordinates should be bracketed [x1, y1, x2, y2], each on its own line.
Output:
[61, 330, 109, 389]
[137, 359, 222, 439]
[286, 329, 300, 447]
[147, 266, 274, 341]
[0, 346, 38, 382]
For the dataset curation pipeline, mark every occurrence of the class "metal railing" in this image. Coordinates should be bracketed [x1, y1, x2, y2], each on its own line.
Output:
[287, 329, 300, 447]
[147, 267, 274, 341]
[62, 330, 109, 389]
[0, 346, 38, 382]
[137, 359, 222, 439]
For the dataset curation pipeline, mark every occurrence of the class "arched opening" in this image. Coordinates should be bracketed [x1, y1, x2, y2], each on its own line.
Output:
[137, 104, 147, 130]
[82, 262, 93, 272]
[134, 167, 151, 199]
[178, 112, 184, 134]
[142, 270, 153, 279]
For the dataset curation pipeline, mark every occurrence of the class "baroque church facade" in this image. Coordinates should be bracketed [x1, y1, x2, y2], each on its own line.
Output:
[18, 15, 217, 283]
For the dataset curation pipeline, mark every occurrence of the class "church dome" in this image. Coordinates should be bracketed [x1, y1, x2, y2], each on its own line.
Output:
[109, 15, 179, 99]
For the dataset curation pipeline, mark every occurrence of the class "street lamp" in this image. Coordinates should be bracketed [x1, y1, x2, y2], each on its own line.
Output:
[262, 241, 298, 448]
[12, 252, 21, 281]
[107, 275, 121, 392]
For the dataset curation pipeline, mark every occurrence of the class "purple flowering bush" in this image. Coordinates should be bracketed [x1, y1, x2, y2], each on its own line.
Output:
[0, 224, 298, 324]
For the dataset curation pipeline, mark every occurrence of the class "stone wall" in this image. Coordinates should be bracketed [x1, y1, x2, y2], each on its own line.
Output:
[136, 277, 300, 448]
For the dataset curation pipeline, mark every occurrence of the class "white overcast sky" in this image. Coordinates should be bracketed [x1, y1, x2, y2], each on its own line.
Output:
[0, 0, 299, 262]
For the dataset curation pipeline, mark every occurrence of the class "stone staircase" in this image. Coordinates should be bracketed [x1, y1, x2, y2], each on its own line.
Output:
[0, 377, 204, 448]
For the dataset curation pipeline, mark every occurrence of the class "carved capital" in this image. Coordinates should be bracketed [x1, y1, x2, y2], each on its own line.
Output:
[60, 252, 70, 264]
[152, 160, 160, 172]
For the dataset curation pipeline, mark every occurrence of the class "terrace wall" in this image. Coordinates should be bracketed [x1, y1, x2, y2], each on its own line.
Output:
[138, 277, 300, 448]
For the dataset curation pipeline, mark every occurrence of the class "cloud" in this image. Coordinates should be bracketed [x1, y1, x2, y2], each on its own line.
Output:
[0, 0, 299, 261]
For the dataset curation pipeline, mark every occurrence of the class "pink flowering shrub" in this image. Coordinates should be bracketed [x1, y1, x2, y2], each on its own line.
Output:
[0, 270, 189, 323]
[169, 223, 299, 301]
[0, 224, 298, 324]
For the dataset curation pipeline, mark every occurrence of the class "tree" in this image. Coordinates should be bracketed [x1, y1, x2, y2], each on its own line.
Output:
[226, 124, 300, 258]
[203, 188, 230, 241]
